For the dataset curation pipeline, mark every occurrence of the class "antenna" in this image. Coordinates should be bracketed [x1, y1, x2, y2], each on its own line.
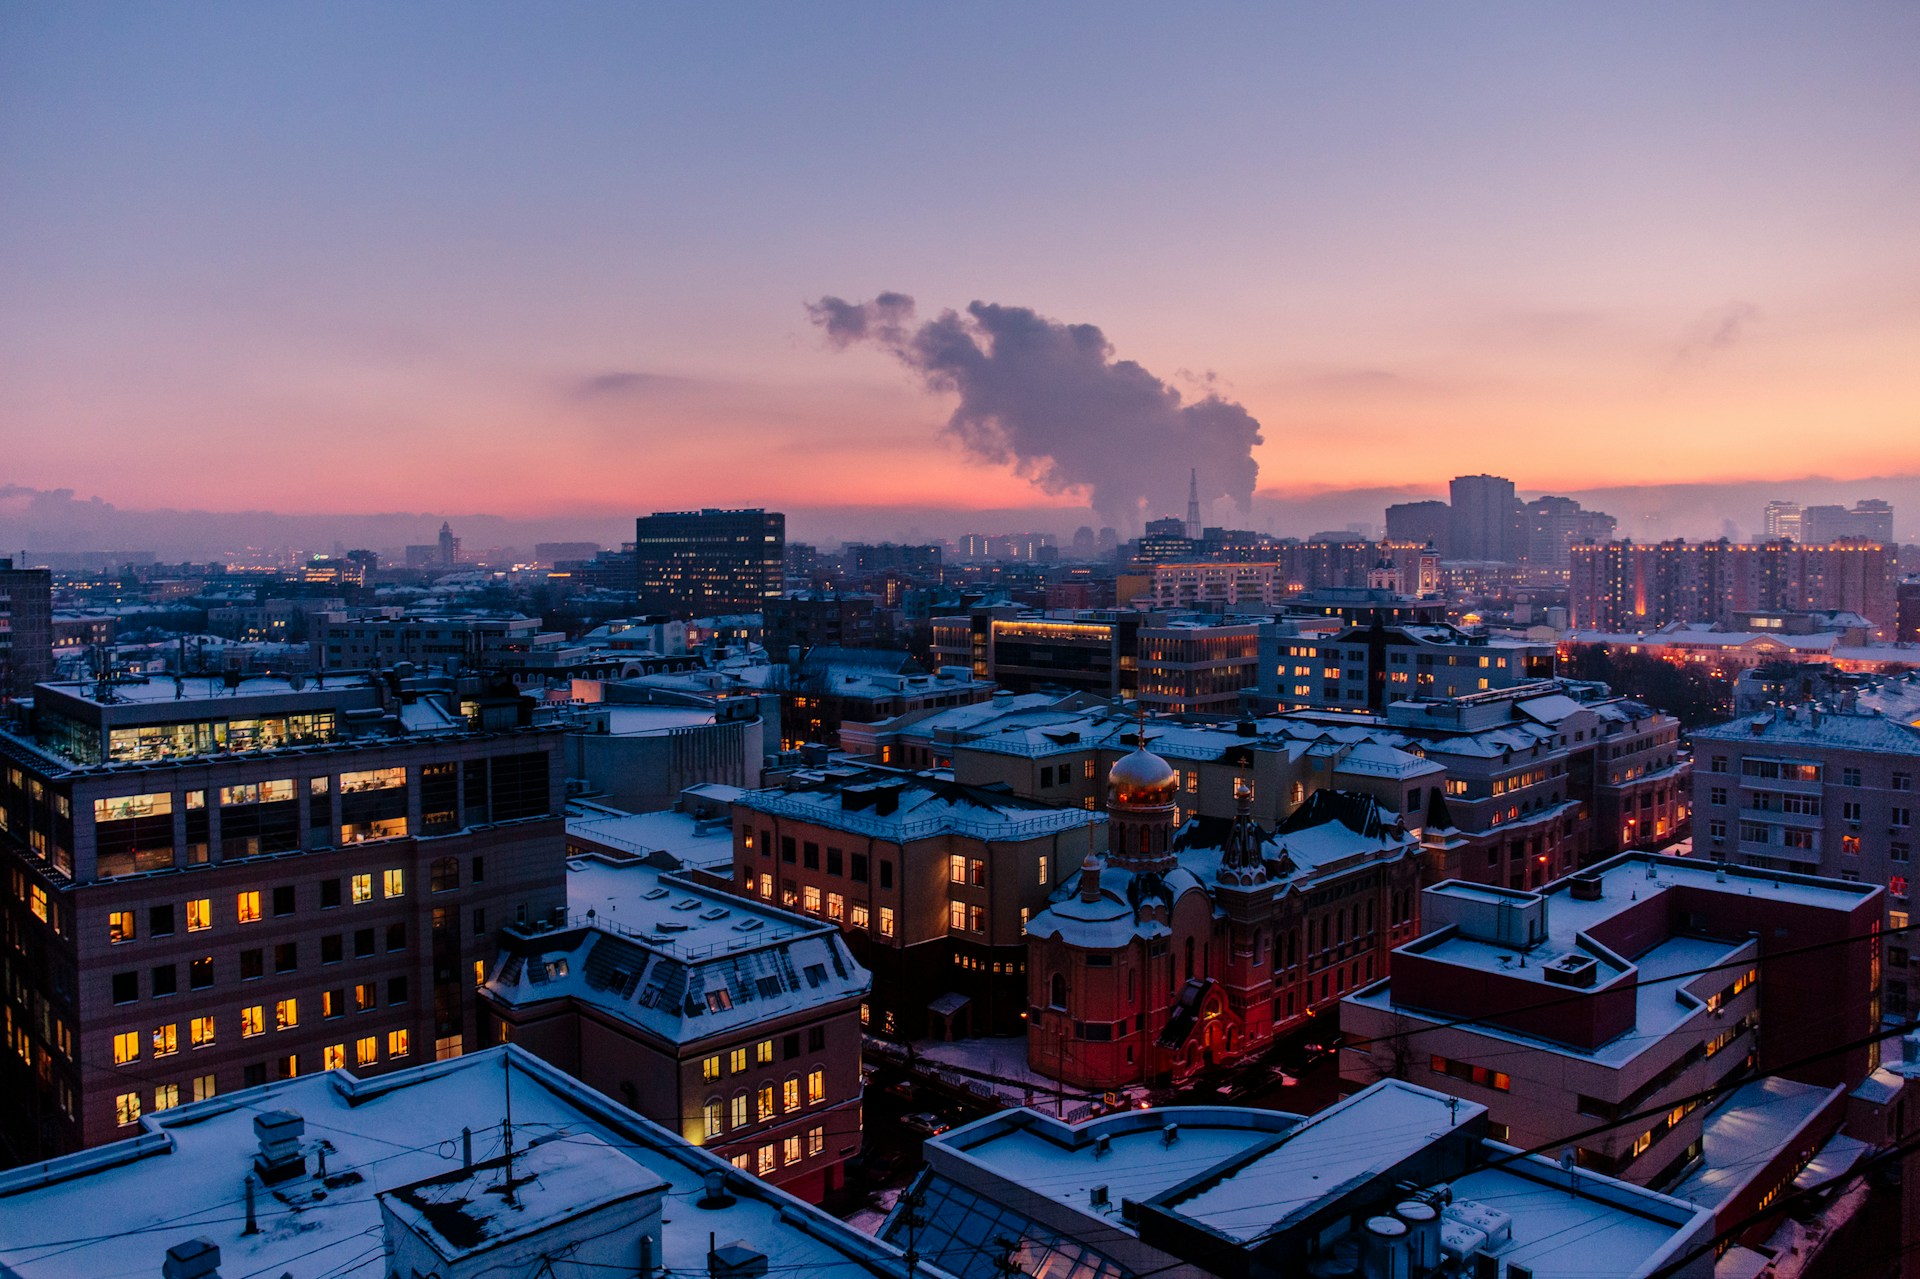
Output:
[501, 1049, 517, 1205]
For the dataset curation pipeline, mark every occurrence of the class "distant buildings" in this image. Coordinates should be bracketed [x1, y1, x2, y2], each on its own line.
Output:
[1257, 619, 1554, 713]
[0, 672, 566, 1160]
[1524, 495, 1616, 570]
[1386, 482, 1616, 569]
[0, 557, 53, 699]
[479, 849, 868, 1201]
[1385, 497, 1452, 548]
[764, 591, 881, 655]
[635, 508, 785, 617]
[1569, 540, 1897, 635]
[1449, 474, 1523, 564]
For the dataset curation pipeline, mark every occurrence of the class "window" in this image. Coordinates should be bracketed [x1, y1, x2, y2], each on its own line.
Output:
[355, 982, 377, 1013]
[879, 907, 895, 938]
[850, 904, 870, 930]
[320, 879, 342, 909]
[324, 1043, 346, 1070]
[321, 934, 343, 964]
[826, 891, 844, 921]
[388, 976, 408, 1004]
[240, 949, 264, 980]
[190, 957, 214, 990]
[1843, 767, 1863, 787]
[807, 1068, 824, 1104]
[1896, 772, 1914, 792]
[948, 854, 966, 884]
[783, 1134, 803, 1164]
[948, 900, 966, 930]
[108, 911, 136, 944]
[275, 999, 298, 1031]
[113, 1031, 140, 1065]
[783, 1076, 800, 1111]
[729, 1047, 748, 1074]
[183, 898, 211, 932]
[149, 904, 175, 936]
[703, 1055, 723, 1082]
[383, 869, 405, 898]
[757, 1144, 775, 1175]
[191, 1015, 216, 1048]
[152, 1024, 178, 1057]
[1429, 1054, 1511, 1092]
[388, 1029, 410, 1058]
[803, 885, 821, 914]
[808, 1125, 825, 1156]
[272, 885, 296, 917]
[430, 857, 460, 892]
[731, 1093, 749, 1129]
[757, 1083, 775, 1122]
[275, 942, 297, 973]
[112, 970, 139, 1003]
[242, 1006, 265, 1038]
[235, 891, 262, 924]
[324, 989, 347, 1018]
[355, 928, 375, 958]
[757, 1039, 774, 1065]
[704, 1098, 725, 1139]
[386, 922, 406, 951]
[706, 989, 733, 1013]
[356, 1036, 378, 1066]
[115, 1092, 141, 1126]
[351, 874, 372, 904]
[193, 1074, 216, 1102]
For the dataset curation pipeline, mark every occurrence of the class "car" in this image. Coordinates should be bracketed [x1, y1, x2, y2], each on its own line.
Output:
[900, 1112, 950, 1138]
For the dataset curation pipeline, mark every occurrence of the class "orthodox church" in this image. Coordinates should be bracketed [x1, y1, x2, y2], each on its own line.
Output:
[1025, 735, 1425, 1090]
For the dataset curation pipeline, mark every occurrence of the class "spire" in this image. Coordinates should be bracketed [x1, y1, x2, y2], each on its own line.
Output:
[1185, 468, 1202, 540]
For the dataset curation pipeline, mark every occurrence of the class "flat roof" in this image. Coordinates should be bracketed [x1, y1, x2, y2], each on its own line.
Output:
[562, 857, 814, 952]
[568, 808, 737, 872]
[1668, 1076, 1838, 1209]
[0, 1047, 920, 1279]
[1445, 1164, 1700, 1279]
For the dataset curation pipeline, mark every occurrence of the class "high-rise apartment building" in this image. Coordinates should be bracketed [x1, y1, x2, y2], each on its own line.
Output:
[1384, 498, 1452, 551]
[634, 509, 785, 617]
[1448, 474, 1523, 563]
[1525, 495, 1617, 569]
[0, 559, 53, 701]
[0, 673, 566, 1161]
[1569, 540, 1896, 634]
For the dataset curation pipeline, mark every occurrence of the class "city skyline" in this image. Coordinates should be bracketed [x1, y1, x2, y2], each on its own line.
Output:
[6, 4, 1920, 525]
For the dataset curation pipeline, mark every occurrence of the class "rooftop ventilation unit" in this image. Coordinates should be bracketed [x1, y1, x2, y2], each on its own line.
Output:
[1541, 953, 1600, 989]
[253, 1111, 306, 1185]
[162, 1238, 221, 1279]
[1567, 873, 1603, 902]
[709, 1242, 769, 1279]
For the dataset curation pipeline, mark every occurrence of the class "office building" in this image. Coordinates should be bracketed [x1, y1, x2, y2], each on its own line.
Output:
[1764, 501, 1804, 542]
[478, 849, 867, 1201]
[1257, 619, 1554, 713]
[635, 509, 785, 617]
[1342, 855, 1882, 1188]
[0, 559, 53, 701]
[932, 610, 1150, 698]
[0, 672, 566, 1160]
[887, 1080, 1717, 1279]
[1134, 619, 1262, 715]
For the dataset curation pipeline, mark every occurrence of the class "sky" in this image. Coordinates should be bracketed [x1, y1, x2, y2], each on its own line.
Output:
[3, 3, 1919, 541]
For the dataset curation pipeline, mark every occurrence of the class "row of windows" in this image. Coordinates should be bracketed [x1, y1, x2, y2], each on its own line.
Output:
[113, 1031, 413, 1126]
[112, 932, 411, 1003]
[699, 1068, 830, 1136]
[727, 1125, 828, 1175]
[699, 1028, 827, 1080]
[750, 874, 897, 936]
[103, 864, 448, 945]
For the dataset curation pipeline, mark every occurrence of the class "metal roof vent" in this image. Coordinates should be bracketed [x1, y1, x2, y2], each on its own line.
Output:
[709, 1242, 769, 1279]
[162, 1238, 220, 1279]
[253, 1110, 306, 1185]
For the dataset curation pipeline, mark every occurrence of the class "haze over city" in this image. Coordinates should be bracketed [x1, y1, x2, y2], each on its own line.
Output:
[6, 4, 1920, 551]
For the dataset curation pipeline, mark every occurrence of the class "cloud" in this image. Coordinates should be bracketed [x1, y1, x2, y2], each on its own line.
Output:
[1672, 301, 1761, 369]
[564, 370, 694, 399]
[807, 294, 1264, 528]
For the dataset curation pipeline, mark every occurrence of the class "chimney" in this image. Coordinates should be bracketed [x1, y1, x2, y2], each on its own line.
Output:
[1079, 851, 1104, 903]
[162, 1238, 221, 1279]
[253, 1110, 306, 1185]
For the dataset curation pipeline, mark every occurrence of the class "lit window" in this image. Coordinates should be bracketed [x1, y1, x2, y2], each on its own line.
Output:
[731, 1093, 749, 1128]
[324, 1043, 346, 1070]
[115, 1092, 141, 1126]
[756, 1083, 776, 1121]
[356, 1036, 378, 1066]
[704, 1098, 725, 1140]
[242, 1006, 265, 1038]
[948, 901, 966, 930]
[152, 1024, 178, 1057]
[186, 899, 211, 932]
[757, 1144, 775, 1174]
[351, 874, 372, 904]
[803, 885, 821, 914]
[388, 1029, 410, 1058]
[826, 892, 844, 921]
[236, 892, 262, 924]
[850, 904, 870, 930]
[807, 1068, 824, 1104]
[703, 1055, 722, 1082]
[190, 1015, 215, 1048]
[192, 1073, 216, 1102]
[948, 854, 966, 883]
[757, 1039, 773, 1065]
[154, 1082, 180, 1112]
[784, 1076, 800, 1111]
[808, 1125, 825, 1156]
[275, 999, 298, 1031]
[783, 1134, 803, 1164]
[383, 869, 405, 899]
[113, 1031, 140, 1065]
[879, 907, 895, 938]
[108, 911, 137, 944]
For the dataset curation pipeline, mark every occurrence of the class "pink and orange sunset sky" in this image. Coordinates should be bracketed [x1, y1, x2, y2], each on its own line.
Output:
[4, 3, 1919, 537]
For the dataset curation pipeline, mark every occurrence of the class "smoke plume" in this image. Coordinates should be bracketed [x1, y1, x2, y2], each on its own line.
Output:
[807, 294, 1262, 529]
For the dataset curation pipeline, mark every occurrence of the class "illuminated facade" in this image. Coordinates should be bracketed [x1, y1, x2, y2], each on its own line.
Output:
[634, 508, 785, 617]
[1569, 540, 1896, 636]
[0, 674, 566, 1160]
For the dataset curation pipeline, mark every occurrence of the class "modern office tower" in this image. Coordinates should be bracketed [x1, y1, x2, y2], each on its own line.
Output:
[1569, 540, 1897, 634]
[0, 672, 566, 1161]
[1851, 499, 1896, 542]
[1763, 500, 1804, 541]
[1448, 474, 1522, 563]
[634, 509, 785, 617]
[0, 558, 54, 700]
[1385, 498, 1452, 552]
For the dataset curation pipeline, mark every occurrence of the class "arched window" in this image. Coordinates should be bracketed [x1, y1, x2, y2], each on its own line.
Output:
[703, 1098, 724, 1140]
[1049, 973, 1068, 1009]
[429, 856, 459, 893]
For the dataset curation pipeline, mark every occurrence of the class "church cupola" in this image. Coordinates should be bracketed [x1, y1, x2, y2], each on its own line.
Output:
[1106, 738, 1178, 873]
[1218, 777, 1269, 887]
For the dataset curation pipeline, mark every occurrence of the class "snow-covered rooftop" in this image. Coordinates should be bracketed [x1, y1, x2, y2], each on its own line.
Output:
[568, 806, 738, 872]
[0, 1047, 926, 1279]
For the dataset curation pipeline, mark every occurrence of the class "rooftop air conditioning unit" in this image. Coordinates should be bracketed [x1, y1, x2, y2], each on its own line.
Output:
[1542, 953, 1600, 989]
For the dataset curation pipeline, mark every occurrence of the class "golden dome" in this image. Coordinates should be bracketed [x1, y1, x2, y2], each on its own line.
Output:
[1108, 745, 1178, 807]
